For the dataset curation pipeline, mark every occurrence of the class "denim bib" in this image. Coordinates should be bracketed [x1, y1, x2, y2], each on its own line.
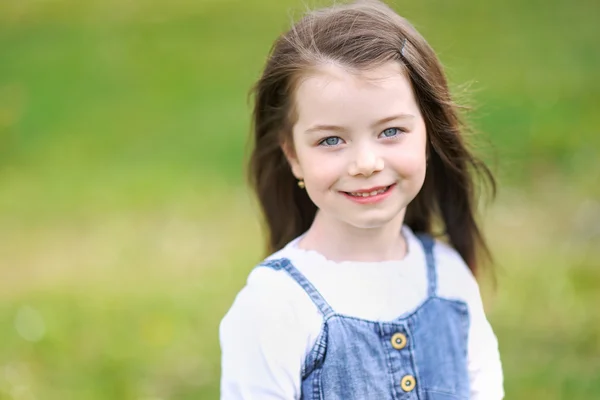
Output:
[260, 234, 470, 400]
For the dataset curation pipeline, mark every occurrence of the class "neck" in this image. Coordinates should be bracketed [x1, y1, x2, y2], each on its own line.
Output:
[298, 210, 407, 262]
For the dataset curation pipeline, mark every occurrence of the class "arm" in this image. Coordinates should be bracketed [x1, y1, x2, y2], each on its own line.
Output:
[434, 242, 504, 399]
[466, 281, 505, 399]
[219, 270, 311, 400]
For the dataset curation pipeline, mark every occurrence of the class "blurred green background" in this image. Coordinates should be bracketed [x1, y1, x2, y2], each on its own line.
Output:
[0, 0, 599, 398]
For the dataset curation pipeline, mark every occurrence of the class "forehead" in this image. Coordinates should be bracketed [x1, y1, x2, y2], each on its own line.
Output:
[293, 61, 420, 127]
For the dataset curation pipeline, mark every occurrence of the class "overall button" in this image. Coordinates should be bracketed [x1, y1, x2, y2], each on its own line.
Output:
[401, 375, 416, 392]
[391, 332, 407, 350]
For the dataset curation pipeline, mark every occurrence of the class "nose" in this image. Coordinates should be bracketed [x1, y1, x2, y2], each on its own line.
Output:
[348, 144, 384, 176]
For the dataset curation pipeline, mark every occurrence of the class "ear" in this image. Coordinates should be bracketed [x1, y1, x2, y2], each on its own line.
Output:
[281, 140, 303, 180]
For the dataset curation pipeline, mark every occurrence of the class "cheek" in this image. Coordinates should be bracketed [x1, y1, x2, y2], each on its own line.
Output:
[305, 161, 339, 186]
[296, 151, 342, 188]
[393, 127, 428, 178]
[392, 150, 427, 178]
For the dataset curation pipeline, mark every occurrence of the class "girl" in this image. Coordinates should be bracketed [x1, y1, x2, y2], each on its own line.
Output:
[220, 0, 504, 398]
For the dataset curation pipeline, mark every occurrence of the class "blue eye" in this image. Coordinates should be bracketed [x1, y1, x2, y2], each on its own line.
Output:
[380, 128, 403, 138]
[319, 136, 342, 146]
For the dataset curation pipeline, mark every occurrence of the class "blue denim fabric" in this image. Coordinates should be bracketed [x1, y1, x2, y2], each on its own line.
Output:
[260, 234, 470, 400]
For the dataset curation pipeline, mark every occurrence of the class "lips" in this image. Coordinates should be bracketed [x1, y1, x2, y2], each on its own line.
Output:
[343, 184, 393, 198]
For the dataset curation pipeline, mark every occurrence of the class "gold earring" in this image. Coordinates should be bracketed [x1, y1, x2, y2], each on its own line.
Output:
[297, 179, 305, 189]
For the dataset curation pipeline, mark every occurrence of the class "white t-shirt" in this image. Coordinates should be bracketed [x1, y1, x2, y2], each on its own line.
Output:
[220, 226, 504, 399]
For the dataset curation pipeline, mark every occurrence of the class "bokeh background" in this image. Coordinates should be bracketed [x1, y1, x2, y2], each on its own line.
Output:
[1, 0, 599, 398]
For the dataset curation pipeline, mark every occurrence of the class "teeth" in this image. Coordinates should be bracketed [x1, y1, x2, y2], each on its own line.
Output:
[349, 186, 389, 197]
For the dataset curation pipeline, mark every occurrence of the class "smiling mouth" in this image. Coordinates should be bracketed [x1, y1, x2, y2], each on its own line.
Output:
[344, 184, 394, 198]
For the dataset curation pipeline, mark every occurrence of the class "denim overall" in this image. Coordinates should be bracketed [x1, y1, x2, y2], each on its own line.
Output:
[259, 235, 470, 400]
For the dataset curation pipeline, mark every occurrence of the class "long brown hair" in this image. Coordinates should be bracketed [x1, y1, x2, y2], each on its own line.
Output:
[248, 0, 496, 276]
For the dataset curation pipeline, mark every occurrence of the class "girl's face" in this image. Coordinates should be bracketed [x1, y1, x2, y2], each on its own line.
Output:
[284, 61, 427, 230]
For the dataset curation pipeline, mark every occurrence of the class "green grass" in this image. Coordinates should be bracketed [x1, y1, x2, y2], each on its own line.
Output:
[0, 0, 599, 398]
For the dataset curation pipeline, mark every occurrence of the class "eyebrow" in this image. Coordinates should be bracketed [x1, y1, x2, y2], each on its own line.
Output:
[304, 114, 415, 134]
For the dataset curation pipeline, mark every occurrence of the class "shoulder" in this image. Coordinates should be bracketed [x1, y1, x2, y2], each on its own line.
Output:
[220, 250, 322, 343]
[431, 238, 481, 303]
[230, 244, 304, 306]
[221, 259, 307, 329]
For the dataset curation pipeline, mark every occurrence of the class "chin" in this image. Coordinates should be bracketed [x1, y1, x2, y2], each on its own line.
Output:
[344, 211, 404, 230]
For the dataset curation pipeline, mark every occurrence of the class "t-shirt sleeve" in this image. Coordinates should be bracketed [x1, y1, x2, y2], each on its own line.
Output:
[465, 277, 505, 400]
[434, 242, 504, 399]
[219, 269, 309, 400]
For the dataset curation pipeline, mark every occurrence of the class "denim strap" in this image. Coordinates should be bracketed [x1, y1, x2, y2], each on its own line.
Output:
[415, 233, 437, 297]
